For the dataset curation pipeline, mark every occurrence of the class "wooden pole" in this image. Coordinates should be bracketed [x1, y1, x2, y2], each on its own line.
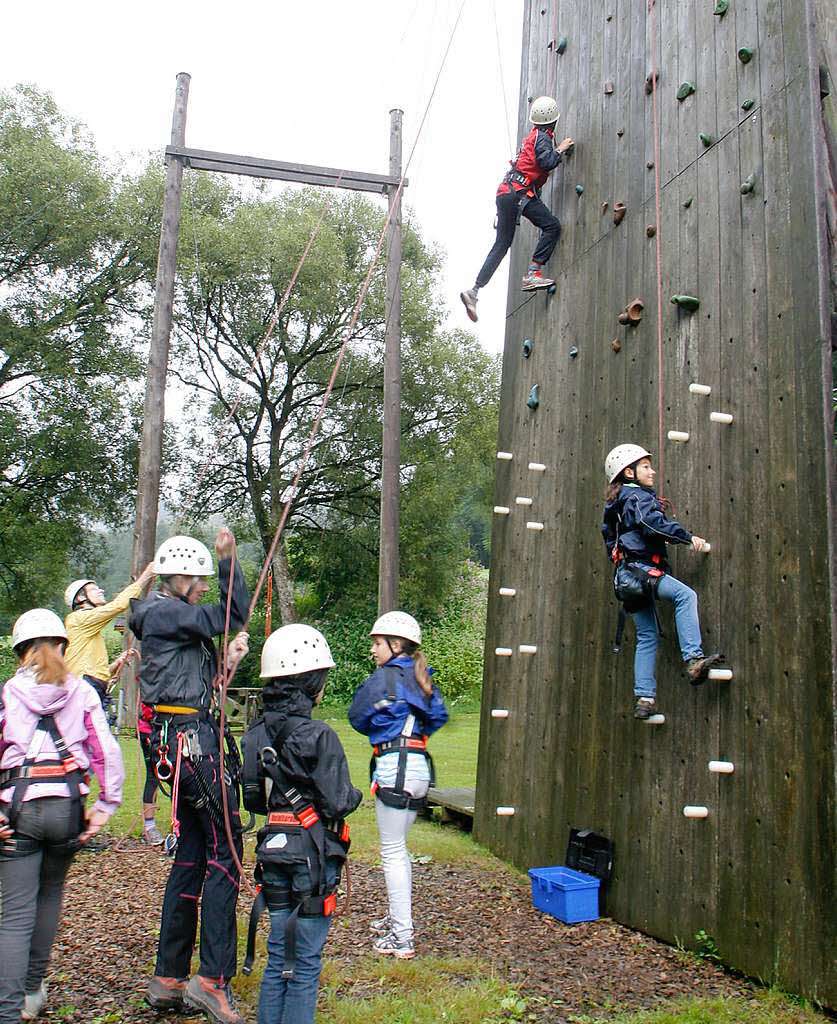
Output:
[123, 72, 190, 711]
[378, 108, 403, 614]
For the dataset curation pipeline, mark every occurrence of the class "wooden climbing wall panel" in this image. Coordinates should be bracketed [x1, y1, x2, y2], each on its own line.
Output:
[475, 0, 836, 1006]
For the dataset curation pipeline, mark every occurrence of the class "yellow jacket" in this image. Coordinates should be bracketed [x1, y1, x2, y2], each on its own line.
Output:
[64, 579, 145, 683]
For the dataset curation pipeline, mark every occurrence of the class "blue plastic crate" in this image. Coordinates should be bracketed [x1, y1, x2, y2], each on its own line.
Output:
[528, 865, 600, 923]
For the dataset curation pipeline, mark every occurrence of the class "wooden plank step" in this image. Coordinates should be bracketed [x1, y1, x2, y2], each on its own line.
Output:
[426, 786, 476, 822]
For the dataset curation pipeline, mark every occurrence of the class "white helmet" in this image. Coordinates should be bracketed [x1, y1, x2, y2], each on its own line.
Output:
[64, 579, 95, 609]
[369, 611, 422, 646]
[605, 444, 652, 483]
[13, 609, 68, 651]
[529, 95, 560, 125]
[153, 535, 214, 576]
[260, 624, 336, 678]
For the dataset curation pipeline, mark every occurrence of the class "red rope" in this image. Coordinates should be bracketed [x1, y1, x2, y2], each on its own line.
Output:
[649, 0, 666, 498]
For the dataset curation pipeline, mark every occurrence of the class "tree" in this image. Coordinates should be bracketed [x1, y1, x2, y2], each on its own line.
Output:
[0, 86, 158, 612]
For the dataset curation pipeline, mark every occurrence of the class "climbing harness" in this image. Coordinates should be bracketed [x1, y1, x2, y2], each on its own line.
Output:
[609, 509, 665, 652]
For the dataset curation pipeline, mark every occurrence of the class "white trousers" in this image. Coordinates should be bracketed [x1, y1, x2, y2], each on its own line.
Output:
[374, 776, 429, 942]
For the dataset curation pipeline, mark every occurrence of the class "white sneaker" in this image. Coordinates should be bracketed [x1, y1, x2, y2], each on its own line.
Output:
[521, 270, 554, 291]
[142, 824, 165, 846]
[460, 288, 479, 322]
[22, 981, 47, 1020]
[373, 932, 415, 959]
[368, 914, 391, 935]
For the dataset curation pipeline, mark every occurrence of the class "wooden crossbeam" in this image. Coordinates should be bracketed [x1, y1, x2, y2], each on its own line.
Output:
[165, 145, 407, 194]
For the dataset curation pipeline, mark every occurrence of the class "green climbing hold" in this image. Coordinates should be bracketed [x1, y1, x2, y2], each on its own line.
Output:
[523, 338, 533, 358]
[527, 385, 540, 410]
[699, 132, 713, 147]
[713, 0, 729, 15]
[556, 36, 568, 55]
[575, 184, 585, 195]
[741, 98, 755, 111]
[683, 197, 693, 208]
[671, 294, 700, 312]
[677, 81, 696, 101]
[738, 47, 754, 63]
[740, 173, 756, 195]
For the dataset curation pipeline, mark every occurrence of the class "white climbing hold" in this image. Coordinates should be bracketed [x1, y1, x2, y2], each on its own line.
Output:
[499, 587, 517, 596]
[528, 462, 547, 472]
[708, 668, 733, 681]
[496, 806, 516, 816]
[689, 383, 712, 395]
[708, 760, 735, 774]
[495, 647, 513, 657]
[491, 709, 510, 719]
[701, 542, 712, 553]
[497, 451, 513, 460]
[493, 506, 510, 515]
[519, 644, 538, 654]
[683, 805, 709, 818]
[526, 521, 545, 531]
[515, 496, 533, 506]
[667, 430, 690, 442]
[645, 714, 666, 724]
[710, 411, 734, 424]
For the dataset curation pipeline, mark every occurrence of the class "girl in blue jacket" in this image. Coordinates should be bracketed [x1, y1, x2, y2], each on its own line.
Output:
[348, 612, 447, 959]
[601, 445, 721, 719]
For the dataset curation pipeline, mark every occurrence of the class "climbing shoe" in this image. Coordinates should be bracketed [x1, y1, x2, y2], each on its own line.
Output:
[145, 975, 187, 1012]
[142, 823, 165, 847]
[369, 913, 391, 935]
[634, 697, 657, 719]
[460, 288, 479, 322]
[686, 653, 724, 686]
[521, 269, 554, 291]
[184, 975, 244, 1024]
[373, 932, 416, 959]
[21, 981, 47, 1020]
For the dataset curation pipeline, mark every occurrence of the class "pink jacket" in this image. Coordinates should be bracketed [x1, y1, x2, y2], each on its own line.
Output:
[0, 668, 125, 816]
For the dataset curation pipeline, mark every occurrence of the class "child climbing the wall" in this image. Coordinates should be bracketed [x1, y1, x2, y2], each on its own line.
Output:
[460, 95, 574, 322]
[601, 444, 723, 719]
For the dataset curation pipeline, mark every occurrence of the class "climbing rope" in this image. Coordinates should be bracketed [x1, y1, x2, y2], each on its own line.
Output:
[649, 0, 666, 496]
[493, 0, 515, 162]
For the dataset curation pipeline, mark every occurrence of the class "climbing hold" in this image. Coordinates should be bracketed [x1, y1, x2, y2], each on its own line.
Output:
[575, 184, 585, 195]
[604, 82, 614, 95]
[713, 0, 729, 13]
[526, 521, 545, 531]
[616, 128, 624, 137]
[498, 587, 517, 597]
[710, 411, 734, 424]
[677, 81, 696, 101]
[683, 806, 709, 818]
[625, 297, 644, 322]
[667, 430, 690, 442]
[671, 294, 700, 312]
[515, 496, 534, 506]
[645, 714, 666, 724]
[683, 197, 693, 208]
[646, 224, 656, 237]
[741, 98, 755, 111]
[493, 506, 510, 515]
[617, 311, 630, 325]
[569, 346, 579, 359]
[740, 173, 756, 194]
[556, 36, 568, 54]
[689, 382, 712, 395]
[645, 70, 659, 94]
[701, 543, 711, 553]
[613, 201, 626, 225]
[519, 644, 537, 655]
[547, 282, 557, 295]
[738, 46, 754, 63]
[601, 201, 609, 215]
[528, 462, 547, 472]
[611, 338, 622, 353]
[523, 338, 533, 358]
[646, 160, 655, 170]
[708, 667, 733, 680]
[496, 451, 513, 460]
[708, 760, 735, 774]
[527, 385, 539, 409]
[699, 132, 714, 147]
[491, 709, 510, 719]
[496, 806, 516, 816]
[495, 647, 513, 657]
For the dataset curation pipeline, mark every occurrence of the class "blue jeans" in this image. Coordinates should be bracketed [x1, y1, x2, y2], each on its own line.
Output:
[630, 573, 703, 698]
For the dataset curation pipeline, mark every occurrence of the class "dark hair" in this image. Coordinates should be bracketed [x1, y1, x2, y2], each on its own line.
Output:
[396, 639, 431, 691]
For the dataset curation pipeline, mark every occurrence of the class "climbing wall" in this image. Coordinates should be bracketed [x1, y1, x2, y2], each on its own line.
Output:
[474, 0, 836, 1006]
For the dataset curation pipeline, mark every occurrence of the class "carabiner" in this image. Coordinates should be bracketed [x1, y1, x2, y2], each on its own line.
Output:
[156, 745, 173, 782]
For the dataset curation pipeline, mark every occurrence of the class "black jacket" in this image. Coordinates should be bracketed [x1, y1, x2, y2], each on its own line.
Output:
[128, 558, 249, 712]
[601, 483, 692, 567]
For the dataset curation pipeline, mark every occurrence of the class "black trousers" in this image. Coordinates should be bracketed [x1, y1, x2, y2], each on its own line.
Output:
[155, 754, 243, 982]
[475, 190, 562, 288]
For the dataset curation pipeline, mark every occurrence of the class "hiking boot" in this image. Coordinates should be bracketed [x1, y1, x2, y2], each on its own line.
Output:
[21, 982, 47, 1020]
[634, 697, 657, 719]
[369, 913, 391, 935]
[521, 269, 554, 291]
[142, 824, 165, 847]
[460, 288, 479, 322]
[373, 932, 416, 959]
[686, 653, 724, 686]
[145, 975, 187, 1012]
[184, 975, 244, 1024]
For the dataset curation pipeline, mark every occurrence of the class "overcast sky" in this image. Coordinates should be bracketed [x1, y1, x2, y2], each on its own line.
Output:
[3, 0, 523, 354]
